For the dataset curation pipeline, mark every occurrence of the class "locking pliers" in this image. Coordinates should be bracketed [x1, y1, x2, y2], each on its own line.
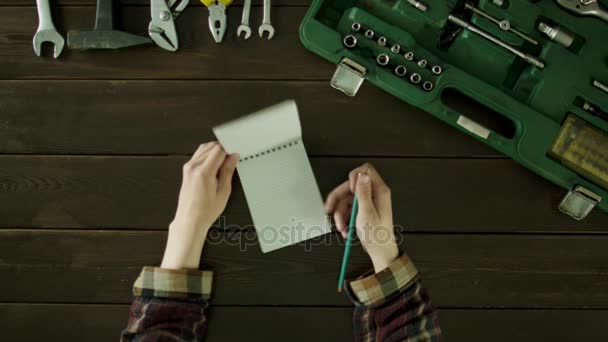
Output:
[556, 0, 608, 22]
[149, 0, 189, 51]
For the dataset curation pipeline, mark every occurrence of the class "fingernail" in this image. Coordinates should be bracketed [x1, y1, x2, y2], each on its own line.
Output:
[359, 173, 370, 183]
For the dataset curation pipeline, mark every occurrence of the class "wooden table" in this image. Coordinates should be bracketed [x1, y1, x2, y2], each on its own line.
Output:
[1, 0, 607, 340]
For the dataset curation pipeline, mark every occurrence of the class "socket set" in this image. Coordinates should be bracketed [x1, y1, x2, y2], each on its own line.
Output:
[301, 0, 608, 219]
[342, 21, 444, 93]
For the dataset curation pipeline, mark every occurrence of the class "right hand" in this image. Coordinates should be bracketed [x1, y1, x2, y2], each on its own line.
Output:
[325, 163, 399, 272]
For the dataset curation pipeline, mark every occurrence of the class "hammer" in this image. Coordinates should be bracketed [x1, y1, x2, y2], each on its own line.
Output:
[68, 0, 152, 49]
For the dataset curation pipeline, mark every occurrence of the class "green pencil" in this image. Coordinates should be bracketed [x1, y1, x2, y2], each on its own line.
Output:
[337, 196, 358, 293]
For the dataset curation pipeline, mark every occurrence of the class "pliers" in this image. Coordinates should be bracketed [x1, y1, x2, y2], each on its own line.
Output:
[556, 0, 608, 22]
[201, 0, 235, 43]
[149, 0, 189, 51]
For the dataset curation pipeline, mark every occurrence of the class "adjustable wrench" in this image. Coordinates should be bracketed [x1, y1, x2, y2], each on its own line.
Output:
[258, 0, 275, 39]
[237, 0, 252, 39]
[33, 0, 65, 58]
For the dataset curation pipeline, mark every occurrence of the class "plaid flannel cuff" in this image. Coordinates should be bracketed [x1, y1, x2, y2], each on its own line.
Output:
[133, 267, 213, 300]
[347, 255, 419, 306]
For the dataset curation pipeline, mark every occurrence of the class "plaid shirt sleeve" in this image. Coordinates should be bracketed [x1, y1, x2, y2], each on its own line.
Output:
[120, 267, 213, 342]
[345, 255, 442, 342]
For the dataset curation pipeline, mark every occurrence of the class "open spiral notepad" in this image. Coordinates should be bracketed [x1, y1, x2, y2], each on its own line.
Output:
[213, 100, 330, 253]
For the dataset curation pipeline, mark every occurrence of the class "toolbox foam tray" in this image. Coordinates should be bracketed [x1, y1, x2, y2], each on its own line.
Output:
[300, 0, 608, 218]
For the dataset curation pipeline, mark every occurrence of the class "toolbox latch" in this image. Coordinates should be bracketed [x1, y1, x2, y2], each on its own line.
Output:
[331, 58, 367, 97]
[559, 186, 602, 220]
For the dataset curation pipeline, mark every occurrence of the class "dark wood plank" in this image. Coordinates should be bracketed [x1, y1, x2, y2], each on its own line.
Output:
[2, 230, 608, 307]
[0, 80, 495, 156]
[1, 304, 607, 342]
[0, 7, 330, 80]
[1, 156, 605, 231]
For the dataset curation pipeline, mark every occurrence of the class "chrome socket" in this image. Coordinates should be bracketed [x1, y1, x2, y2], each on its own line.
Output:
[377, 36, 387, 46]
[423, 81, 434, 91]
[431, 65, 443, 75]
[364, 30, 375, 39]
[351, 22, 361, 32]
[394, 65, 407, 77]
[404, 51, 414, 61]
[343, 35, 357, 48]
[417, 59, 427, 68]
[376, 54, 390, 66]
[391, 44, 401, 54]
[409, 73, 421, 84]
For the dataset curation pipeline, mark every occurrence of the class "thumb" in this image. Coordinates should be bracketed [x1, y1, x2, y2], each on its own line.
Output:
[355, 173, 376, 216]
[218, 154, 239, 198]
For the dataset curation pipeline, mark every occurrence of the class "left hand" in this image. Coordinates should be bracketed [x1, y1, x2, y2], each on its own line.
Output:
[161, 142, 239, 270]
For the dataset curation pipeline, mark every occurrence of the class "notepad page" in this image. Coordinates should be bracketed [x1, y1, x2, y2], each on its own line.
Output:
[213, 100, 330, 253]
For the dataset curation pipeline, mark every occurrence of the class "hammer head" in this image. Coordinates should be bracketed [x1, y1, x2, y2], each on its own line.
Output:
[67, 29, 152, 50]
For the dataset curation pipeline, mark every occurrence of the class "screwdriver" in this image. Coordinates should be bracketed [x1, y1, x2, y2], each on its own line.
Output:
[201, 0, 234, 43]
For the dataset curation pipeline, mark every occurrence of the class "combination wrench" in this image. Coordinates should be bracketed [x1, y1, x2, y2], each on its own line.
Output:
[33, 0, 65, 58]
[258, 0, 275, 39]
[237, 0, 252, 39]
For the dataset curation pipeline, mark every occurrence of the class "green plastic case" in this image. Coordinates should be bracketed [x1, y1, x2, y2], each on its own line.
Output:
[300, 0, 608, 219]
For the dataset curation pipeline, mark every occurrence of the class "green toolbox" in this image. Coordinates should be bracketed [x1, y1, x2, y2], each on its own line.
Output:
[300, 0, 608, 220]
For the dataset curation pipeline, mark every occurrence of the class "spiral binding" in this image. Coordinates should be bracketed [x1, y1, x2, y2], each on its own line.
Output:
[239, 138, 301, 163]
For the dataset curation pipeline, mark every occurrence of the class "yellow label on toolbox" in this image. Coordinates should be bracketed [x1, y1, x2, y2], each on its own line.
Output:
[550, 115, 608, 190]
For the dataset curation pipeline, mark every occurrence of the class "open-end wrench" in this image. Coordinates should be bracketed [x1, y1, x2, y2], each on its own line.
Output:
[237, 0, 252, 39]
[33, 0, 65, 58]
[258, 0, 275, 39]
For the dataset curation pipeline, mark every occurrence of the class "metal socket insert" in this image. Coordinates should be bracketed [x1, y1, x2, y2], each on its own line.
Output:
[377, 36, 387, 46]
[391, 44, 401, 53]
[343, 35, 357, 48]
[376, 54, 390, 66]
[404, 51, 414, 61]
[410, 73, 421, 84]
[394, 65, 407, 76]
[417, 59, 427, 68]
[431, 65, 442, 75]
[423, 81, 434, 91]
[351, 22, 361, 32]
[364, 30, 374, 39]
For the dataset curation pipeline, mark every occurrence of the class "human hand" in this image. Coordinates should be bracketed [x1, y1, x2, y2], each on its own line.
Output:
[325, 163, 399, 273]
[161, 142, 239, 270]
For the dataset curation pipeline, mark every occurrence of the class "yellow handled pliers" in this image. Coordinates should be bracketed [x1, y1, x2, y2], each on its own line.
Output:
[201, 0, 234, 43]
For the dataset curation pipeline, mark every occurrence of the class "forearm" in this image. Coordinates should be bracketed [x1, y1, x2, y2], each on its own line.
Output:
[347, 255, 442, 342]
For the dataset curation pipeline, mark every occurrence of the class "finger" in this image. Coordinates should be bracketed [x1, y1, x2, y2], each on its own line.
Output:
[355, 173, 377, 217]
[217, 153, 240, 198]
[324, 181, 350, 213]
[201, 144, 227, 175]
[333, 198, 351, 239]
[191, 142, 217, 162]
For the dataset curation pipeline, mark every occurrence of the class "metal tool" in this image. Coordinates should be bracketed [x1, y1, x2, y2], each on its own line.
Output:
[202, 0, 234, 43]
[406, 0, 428, 12]
[431, 65, 442, 75]
[417, 59, 427, 68]
[581, 100, 608, 119]
[448, 15, 545, 68]
[391, 44, 401, 53]
[376, 54, 390, 66]
[33, 0, 65, 58]
[237, 0, 252, 39]
[149, 0, 188, 51]
[377, 36, 387, 46]
[593, 79, 608, 94]
[351, 22, 361, 32]
[557, 0, 608, 22]
[343, 35, 357, 48]
[364, 29, 374, 39]
[404, 51, 414, 61]
[410, 73, 421, 83]
[537, 22, 575, 48]
[423, 81, 434, 91]
[259, 0, 275, 39]
[465, 2, 538, 45]
[68, 0, 152, 49]
[394, 65, 407, 76]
